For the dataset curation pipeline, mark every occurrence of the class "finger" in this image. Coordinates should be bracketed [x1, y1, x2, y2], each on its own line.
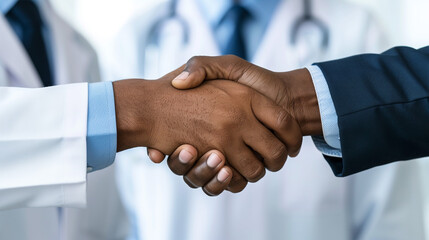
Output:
[251, 92, 303, 157]
[243, 123, 288, 172]
[226, 167, 248, 193]
[147, 148, 166, 163]
[167, 144, 198, 175]
[202, 166, 233, 196]
[227, 146, 266, 183]
[184, 151, 226, 188]
[171, 55, 251, 89]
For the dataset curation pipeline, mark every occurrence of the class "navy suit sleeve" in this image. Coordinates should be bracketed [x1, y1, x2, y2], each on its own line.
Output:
[315, 46, 429, 176]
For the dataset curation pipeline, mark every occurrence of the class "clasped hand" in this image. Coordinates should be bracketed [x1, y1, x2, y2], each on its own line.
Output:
[114, 55, 321, 196]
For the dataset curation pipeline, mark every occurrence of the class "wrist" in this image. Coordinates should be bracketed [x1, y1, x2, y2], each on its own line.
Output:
[279, 69, 322, 136]
[113, 79, 158, 151]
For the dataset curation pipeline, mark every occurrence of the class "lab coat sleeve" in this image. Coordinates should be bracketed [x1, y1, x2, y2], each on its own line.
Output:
[0, 83, 88, 210]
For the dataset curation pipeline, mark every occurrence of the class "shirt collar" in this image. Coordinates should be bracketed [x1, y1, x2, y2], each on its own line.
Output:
[0, 0, 17, 14]
[197, 0, 281, 28]
[0, 0, 43, 14]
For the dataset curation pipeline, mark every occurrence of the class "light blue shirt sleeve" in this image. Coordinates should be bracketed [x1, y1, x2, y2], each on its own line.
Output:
[86, 82, 117, 172]
[306, 65, 342, 158]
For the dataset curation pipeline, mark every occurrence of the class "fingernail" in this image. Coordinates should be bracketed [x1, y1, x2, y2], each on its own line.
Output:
[148, 151, 153, 160]
[179, 150, 193, 164]
[217, 169, 230, 182]
[207, 153, 222, 168]
[173, 71, 189, 82]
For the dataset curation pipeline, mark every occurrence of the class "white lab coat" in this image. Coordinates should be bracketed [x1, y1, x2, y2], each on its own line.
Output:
[0, 1, 129, 239]
[111, 0, 427, 239]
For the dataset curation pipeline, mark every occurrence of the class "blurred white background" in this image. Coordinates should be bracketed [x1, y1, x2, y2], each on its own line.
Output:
[49, 0, 429, 237]
[50, 0, 429, 55]
[50, 0, 429, 77]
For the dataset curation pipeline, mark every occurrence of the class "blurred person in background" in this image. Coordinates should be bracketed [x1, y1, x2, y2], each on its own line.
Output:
[0, 0, 129, 239]
[111, 0, 426, 239]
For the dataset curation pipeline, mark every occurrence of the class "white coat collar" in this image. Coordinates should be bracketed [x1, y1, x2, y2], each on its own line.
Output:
[253, 0, 331, 70]
[39, 0, 95, 85]
[0, 0, 95, 87]
[0, 13, 42, 87]
[177, 0, 220, 58]
[176, 0, 305, 68]
[253, 0, 304, 69]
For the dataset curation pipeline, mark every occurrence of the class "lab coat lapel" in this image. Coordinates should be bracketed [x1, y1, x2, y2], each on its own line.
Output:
[0, 14, 42, 87]
[149, 0, 220, 77]
[253, 0, 302, 71]
[0, 59, 7, 86]
[178, 0, 221, 57]
[40, 1, 93, 85]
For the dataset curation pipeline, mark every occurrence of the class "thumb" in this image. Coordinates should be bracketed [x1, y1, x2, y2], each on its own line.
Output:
[171, 69, 205, 89]
[172, 55, 250, 89]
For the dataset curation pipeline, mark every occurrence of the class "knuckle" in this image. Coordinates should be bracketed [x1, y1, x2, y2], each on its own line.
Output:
[227, 174, 248, 193]
[187, 56, 204, 67]
[184, 176, 199, 189]
[203, 185, 222, 197]
[271, 143, 288, 161]
[290, 147, 301, 157]
[167, 159, 183, 176]
[225, 54, 238, 61]
[268, 156, 287, 172]
[276, 109, 290, 130]
[266, 145, 288, 172]
[185, 173, 205, 188]
[225, 54, 244, 64]
[291, 136, 303, 151]
[245, 163, 266, 183]
[227, 181, 248, 193]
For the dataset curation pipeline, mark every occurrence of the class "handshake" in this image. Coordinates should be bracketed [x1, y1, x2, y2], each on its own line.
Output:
[114, 55, 322, 196]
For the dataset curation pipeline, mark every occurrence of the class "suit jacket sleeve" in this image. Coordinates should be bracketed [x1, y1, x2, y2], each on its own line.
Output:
[0, 83, 88, 209]
[315, 46, 429, 176]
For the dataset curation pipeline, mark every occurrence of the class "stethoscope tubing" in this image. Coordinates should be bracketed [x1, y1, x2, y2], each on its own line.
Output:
[146, 0, 330, 56]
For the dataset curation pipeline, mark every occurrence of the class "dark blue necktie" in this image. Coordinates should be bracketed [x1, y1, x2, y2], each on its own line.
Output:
[6, 0, 53, 86]
[222, 4, 250, 61]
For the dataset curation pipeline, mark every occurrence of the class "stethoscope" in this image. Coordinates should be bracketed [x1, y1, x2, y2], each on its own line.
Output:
[144, 0, 330, 61]
[145, 0, 189, 52]
[290, 0, 329, 49]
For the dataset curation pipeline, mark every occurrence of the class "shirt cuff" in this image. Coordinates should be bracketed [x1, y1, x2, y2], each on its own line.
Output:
[86, 82, 117, 172]
[306, 65, 342, 157]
